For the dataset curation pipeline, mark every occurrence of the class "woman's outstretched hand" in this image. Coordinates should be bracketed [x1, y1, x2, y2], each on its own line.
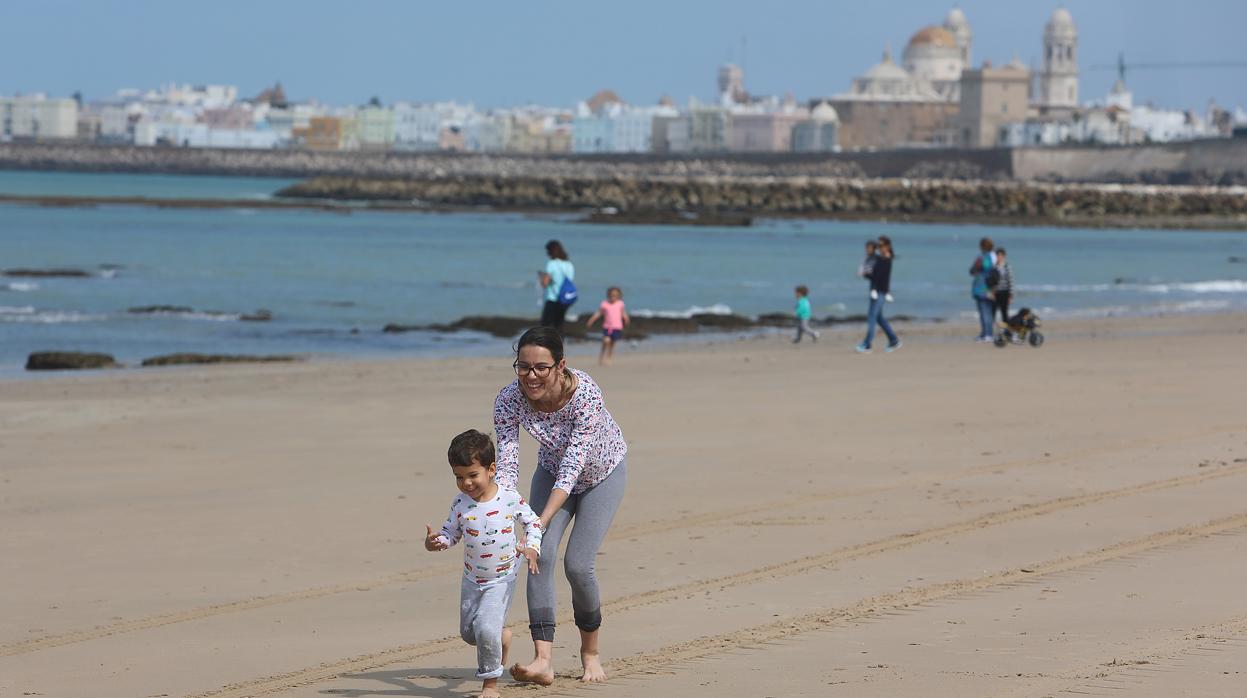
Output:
[424, 524, 448, 551]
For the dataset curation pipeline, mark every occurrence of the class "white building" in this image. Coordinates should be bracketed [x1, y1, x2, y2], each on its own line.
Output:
[572, 100, 678, 153]
[133, 121, 279, 148]
[117, 83, 238, 109]
[791, 102, 840, 152]
[0, 94, 79, 140]
[393, 102, 474, 151]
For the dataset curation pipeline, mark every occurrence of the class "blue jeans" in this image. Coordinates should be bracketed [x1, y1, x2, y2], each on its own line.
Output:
[974, 295, 995, 339]
[863, 295, 897, 348]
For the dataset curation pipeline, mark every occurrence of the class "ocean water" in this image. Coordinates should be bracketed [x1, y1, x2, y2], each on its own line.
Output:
[2, 171, 1246, 371]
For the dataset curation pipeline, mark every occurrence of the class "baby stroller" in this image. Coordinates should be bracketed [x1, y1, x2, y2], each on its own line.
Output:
[994, 308, 1044, 348]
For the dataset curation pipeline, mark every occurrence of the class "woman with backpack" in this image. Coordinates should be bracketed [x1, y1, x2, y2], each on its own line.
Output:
[969, 237, 997, 343]
[539, 240, 576, 329]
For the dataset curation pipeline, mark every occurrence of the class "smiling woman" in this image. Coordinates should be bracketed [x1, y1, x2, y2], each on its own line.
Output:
[492, 326, 627, 686]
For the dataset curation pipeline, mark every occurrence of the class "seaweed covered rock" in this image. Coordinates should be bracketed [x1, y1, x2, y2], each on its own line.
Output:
[26, 351, 120, 370]
[140, 353, 300, 367]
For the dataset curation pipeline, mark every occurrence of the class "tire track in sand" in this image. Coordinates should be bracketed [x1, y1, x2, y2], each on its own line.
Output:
[582, 513, 1247, 696]
[185, 462, 1247, 698]
[5, 424, 1238, 659]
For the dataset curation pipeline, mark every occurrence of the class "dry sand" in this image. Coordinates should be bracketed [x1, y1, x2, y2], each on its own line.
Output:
[3, 313, 1247, 697]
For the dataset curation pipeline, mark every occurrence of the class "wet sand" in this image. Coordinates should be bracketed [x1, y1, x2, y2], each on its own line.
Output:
[2, 312, 1246, 697]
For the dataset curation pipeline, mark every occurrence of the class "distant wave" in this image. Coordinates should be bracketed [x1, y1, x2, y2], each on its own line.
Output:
[629, 304, 734, 319]
[438, 280, 530, 290]
[0, 307, 105, 323]
[1019, 279, 1247, 294]
[131, 309, 243, 322]
[3, 282, 39, 292]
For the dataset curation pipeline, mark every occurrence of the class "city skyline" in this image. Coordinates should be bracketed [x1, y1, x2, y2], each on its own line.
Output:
[4, 0, 1246, 112]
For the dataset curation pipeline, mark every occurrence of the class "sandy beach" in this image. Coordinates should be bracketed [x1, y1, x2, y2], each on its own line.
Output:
[3, 312, 1247, 697]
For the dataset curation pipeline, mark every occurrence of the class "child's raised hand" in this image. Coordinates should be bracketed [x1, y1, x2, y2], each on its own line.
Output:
[518, 546, 540, 574]
[424, 524, 448, 552]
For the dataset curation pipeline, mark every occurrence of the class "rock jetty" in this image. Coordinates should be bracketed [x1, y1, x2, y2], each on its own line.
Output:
[276, 175, 1247, 229]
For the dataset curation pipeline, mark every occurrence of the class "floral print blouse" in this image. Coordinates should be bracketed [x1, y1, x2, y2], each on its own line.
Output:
[494, 368, 627, 495]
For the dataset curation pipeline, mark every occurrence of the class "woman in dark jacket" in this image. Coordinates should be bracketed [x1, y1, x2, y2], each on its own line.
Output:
[855, 237, 901, 353]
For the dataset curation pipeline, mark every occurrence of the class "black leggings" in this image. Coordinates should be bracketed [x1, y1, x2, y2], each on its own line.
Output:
[540, 300, 567, 329]
[994, 291, 1012, 324]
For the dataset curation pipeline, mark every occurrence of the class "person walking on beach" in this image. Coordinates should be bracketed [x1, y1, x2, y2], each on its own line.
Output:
[856, 237, 901, 353]
[424, 429, 543, 698]
[585, 286, 630, 365]
[970, 237, 997, 342]
[494, 327, 627, 686]
[792, 285, 819, 343]
[992, 247, 1014, 324]
[538, 240, 576, 329]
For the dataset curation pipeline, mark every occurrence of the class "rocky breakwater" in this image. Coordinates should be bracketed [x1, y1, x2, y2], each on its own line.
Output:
[278, 175, 1247, 229]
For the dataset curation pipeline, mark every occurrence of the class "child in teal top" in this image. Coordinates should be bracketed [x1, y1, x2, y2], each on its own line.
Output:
[793, 285, 819, 343]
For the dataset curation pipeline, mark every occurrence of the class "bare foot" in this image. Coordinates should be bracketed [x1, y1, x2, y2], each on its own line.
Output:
[510, 658, 555, 686]
[580, 651, 607, 683]
[479, 686, 502, 698]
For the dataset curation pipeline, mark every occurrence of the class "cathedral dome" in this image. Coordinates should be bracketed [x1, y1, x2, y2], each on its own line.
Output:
[863, 50, 910, 81]
[906, 25, 957, 49]
[810, 102, 839, 122]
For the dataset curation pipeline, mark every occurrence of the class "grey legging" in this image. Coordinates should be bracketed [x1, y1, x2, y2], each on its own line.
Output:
[526, 459, 626, 642]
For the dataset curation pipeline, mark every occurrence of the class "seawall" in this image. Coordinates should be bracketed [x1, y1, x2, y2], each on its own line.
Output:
[276, 175, 1247, 230]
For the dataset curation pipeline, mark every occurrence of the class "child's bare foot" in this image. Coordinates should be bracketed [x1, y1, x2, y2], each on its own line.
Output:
[479, 685, 502, 698]
[580, 651, 607, 683]
[510, 658, 555, 686]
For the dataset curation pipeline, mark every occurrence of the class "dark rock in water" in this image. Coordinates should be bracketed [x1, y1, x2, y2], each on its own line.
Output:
[129, 305, 195, 314]
[4, 268, 91, 278]
[318, 300, 356, 307]
[1230, 256, 1245, 264]
[384, 311, 934, 343]
[140, 353, 301, 367]
[26, 351, 120, 370]
[240, 309, 273, 322]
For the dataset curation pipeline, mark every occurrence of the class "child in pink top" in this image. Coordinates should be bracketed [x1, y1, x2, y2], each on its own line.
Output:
[585, 287, 629, 365]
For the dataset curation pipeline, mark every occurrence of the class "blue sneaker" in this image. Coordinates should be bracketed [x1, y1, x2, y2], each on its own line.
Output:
[854, 344, 871, 353]
[885, 340, 902, 353]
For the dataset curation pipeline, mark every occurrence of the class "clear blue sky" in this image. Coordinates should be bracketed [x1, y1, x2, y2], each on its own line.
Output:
[4, 0, 1244, 111]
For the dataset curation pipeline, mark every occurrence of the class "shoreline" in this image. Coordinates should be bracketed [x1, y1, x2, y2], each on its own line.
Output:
[6, 310, 1242, 382]
[4, 189, 1247, 231]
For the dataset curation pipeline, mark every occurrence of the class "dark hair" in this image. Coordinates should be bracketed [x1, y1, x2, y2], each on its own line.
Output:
[865, 240, 877, 250]
[795, 285, 809, 296]
[448, 429, 495, 468]
[607, 286, 622, 297]
[979, 237, 994, 253]
[545, 240, 569, 261]
[515, 326, 565, 364]
[996, 247, 1007, 256]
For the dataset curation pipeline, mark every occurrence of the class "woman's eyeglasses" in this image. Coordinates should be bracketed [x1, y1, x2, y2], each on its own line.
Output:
[513, 362, 556, 377]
